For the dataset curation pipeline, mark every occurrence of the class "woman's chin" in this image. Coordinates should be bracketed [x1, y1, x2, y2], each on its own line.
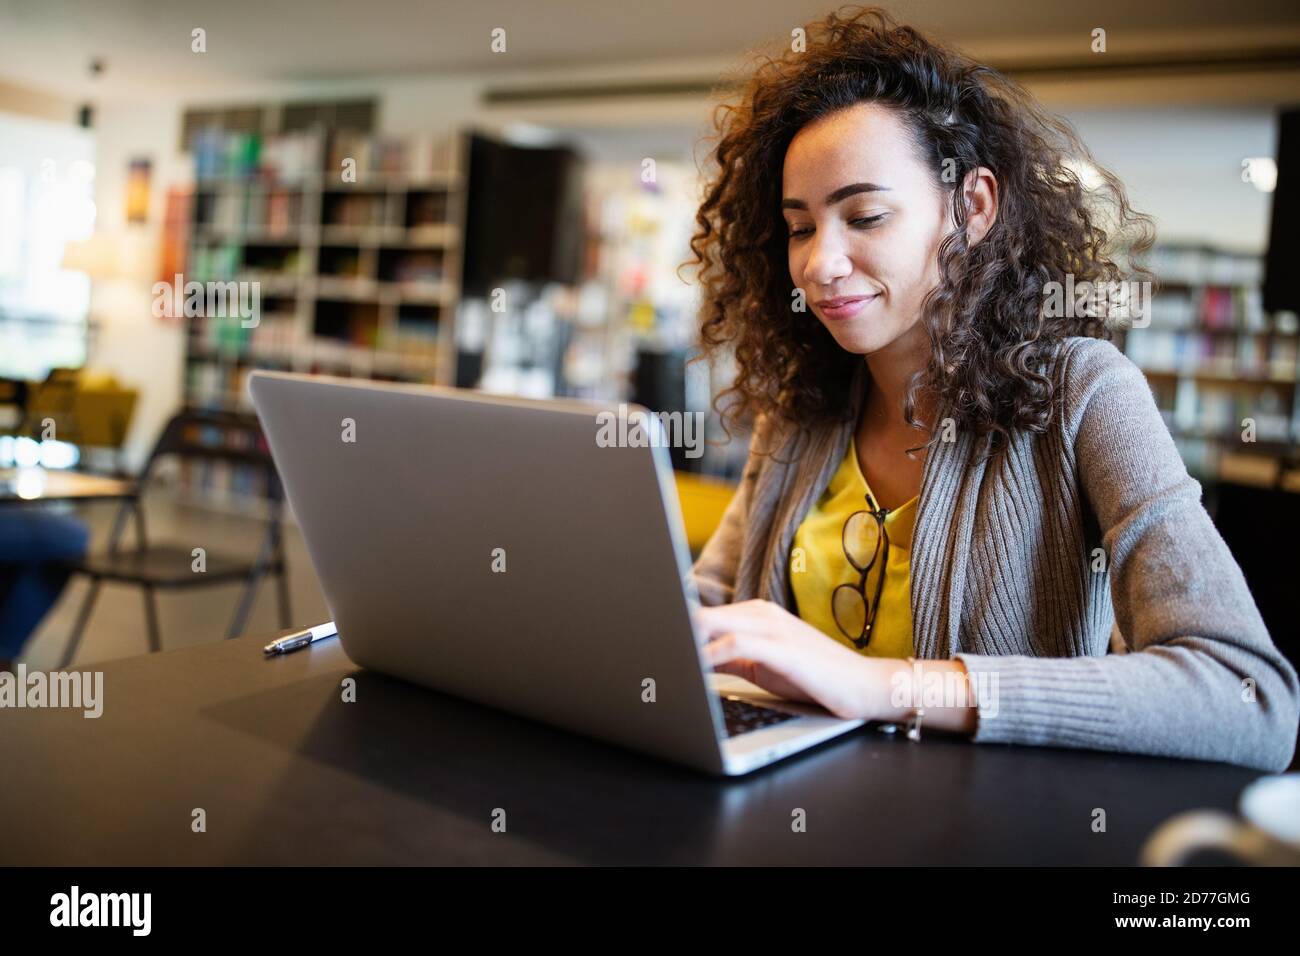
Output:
[824, 321, 889, 355]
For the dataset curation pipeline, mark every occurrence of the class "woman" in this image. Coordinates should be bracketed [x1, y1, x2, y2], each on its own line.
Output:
[685, 6, 1298, 771]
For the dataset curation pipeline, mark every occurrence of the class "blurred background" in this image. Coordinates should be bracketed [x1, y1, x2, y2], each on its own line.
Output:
[1, 0, 1298, 672]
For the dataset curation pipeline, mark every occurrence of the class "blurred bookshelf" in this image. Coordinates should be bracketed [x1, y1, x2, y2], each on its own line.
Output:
[1115, 242, 1300, 493]
[180, 122, 468, 416]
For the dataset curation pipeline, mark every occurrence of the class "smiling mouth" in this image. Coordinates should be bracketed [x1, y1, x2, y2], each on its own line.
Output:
[816, 295, 877, 309]
[816, 294, 879, 318]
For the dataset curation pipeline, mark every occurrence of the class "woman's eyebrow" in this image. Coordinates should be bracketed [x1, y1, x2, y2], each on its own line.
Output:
[781, 182, 891, 211]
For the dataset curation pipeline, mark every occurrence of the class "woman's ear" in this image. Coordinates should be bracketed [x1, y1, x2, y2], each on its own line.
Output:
[961, 166, 998, 247]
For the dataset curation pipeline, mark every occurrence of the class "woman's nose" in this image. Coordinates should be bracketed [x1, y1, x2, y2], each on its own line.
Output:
[804, 235, 853, 286]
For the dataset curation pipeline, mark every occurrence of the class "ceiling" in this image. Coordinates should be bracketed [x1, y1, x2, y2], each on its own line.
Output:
[2, 0, 1299, 102]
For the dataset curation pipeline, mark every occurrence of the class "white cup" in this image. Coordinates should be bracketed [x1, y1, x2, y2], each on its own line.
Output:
[1141, 772, 1300, 866]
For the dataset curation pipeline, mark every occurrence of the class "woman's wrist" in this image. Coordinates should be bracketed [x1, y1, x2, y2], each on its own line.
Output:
[861, 657, 979, 737]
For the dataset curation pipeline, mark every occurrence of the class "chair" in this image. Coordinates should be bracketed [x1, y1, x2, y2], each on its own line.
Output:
[16, 369, 138, 473]
[22, 368, 80, 443]
[59, 408, 291, 666]
[673, 471, 737, 558]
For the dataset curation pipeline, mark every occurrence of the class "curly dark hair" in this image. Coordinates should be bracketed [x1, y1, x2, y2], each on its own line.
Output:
[684, 4, 1156, 463]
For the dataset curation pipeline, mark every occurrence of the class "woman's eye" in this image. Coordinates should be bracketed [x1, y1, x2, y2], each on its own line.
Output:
[786, 214, 886, 239]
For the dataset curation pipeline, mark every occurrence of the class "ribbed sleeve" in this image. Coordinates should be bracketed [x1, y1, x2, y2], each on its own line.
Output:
[956, 339, 1299, 771]
[955, 652, 1123, 751]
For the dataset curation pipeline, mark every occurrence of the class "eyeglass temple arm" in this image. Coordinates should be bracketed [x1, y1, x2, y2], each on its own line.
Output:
[867, 525, 890, 625]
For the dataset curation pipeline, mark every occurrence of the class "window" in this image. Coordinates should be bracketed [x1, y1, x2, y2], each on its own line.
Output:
[0, 111, 96, 378]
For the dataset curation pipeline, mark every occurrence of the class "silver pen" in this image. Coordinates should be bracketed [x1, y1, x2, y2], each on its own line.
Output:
[263, 621, 338, 656]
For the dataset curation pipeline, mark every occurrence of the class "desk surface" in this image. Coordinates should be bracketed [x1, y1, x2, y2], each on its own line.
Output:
[0, 467, 134, 503]
[0, 632, 1263, 865]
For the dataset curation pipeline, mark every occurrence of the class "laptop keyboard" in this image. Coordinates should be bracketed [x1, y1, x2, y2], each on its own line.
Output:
[718, 695, 798, 737]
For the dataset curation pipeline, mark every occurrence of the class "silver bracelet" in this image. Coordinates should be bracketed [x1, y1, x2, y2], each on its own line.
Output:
[906, 706, 925, 742]
[875, 657, 925, 742]
[904, 656, 924, 742]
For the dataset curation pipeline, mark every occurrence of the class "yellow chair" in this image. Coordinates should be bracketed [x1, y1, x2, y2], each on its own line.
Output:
[73, 376, 139, 450]
[23, 369, 137, 451]
[672, 471, 737, 555]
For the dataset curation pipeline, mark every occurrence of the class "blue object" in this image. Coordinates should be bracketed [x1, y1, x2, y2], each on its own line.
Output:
[0, 510, 90, 660]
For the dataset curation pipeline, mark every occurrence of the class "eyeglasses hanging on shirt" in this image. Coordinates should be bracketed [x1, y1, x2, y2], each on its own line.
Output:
[831, 491, 891, 650]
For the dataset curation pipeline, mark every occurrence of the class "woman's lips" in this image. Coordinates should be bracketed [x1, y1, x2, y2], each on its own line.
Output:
[817, 294, 879, 320]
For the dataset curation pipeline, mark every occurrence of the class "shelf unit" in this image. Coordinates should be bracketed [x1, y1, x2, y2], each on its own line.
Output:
[181, 128, 469, 414]
[1115, 242, 1300, 491]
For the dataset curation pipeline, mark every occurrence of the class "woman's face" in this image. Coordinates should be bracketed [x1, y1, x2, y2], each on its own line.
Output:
[781, 101, 954, 358]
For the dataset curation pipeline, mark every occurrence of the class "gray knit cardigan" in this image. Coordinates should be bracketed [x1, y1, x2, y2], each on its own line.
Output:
[689, 336, 1299, 772]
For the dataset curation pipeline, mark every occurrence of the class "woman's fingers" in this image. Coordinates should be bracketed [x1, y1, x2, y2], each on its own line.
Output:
[693, 601, 773, 642]
[710, 657, 758, 684]
[704, 629, 789, 671]
[694, 603, 866, 715]
[701, 630, 736, 661]
[710, 652, 819, 705]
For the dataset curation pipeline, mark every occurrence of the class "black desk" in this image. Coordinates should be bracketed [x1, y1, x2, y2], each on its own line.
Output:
[0, 632, 1263, 865]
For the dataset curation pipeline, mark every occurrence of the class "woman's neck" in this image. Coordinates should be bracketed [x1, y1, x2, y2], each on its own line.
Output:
[862, 322, 935, 433]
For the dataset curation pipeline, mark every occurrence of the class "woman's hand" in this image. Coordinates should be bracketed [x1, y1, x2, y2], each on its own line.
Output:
[693, 600, 980, 736]
[693, 599, 891, 719]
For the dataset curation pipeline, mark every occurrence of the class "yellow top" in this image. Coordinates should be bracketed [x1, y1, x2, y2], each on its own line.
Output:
[789, 434, 917, 658]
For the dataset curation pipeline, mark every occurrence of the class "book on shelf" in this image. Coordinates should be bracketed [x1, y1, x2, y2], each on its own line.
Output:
[1119, 244, 1300, 485]
[193, 128, 322, 184]
[1147, 244, 1262, 287]
[181, 123, 465, 418]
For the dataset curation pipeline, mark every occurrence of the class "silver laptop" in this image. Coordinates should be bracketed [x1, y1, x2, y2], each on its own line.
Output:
[248, 371, 864, 775]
